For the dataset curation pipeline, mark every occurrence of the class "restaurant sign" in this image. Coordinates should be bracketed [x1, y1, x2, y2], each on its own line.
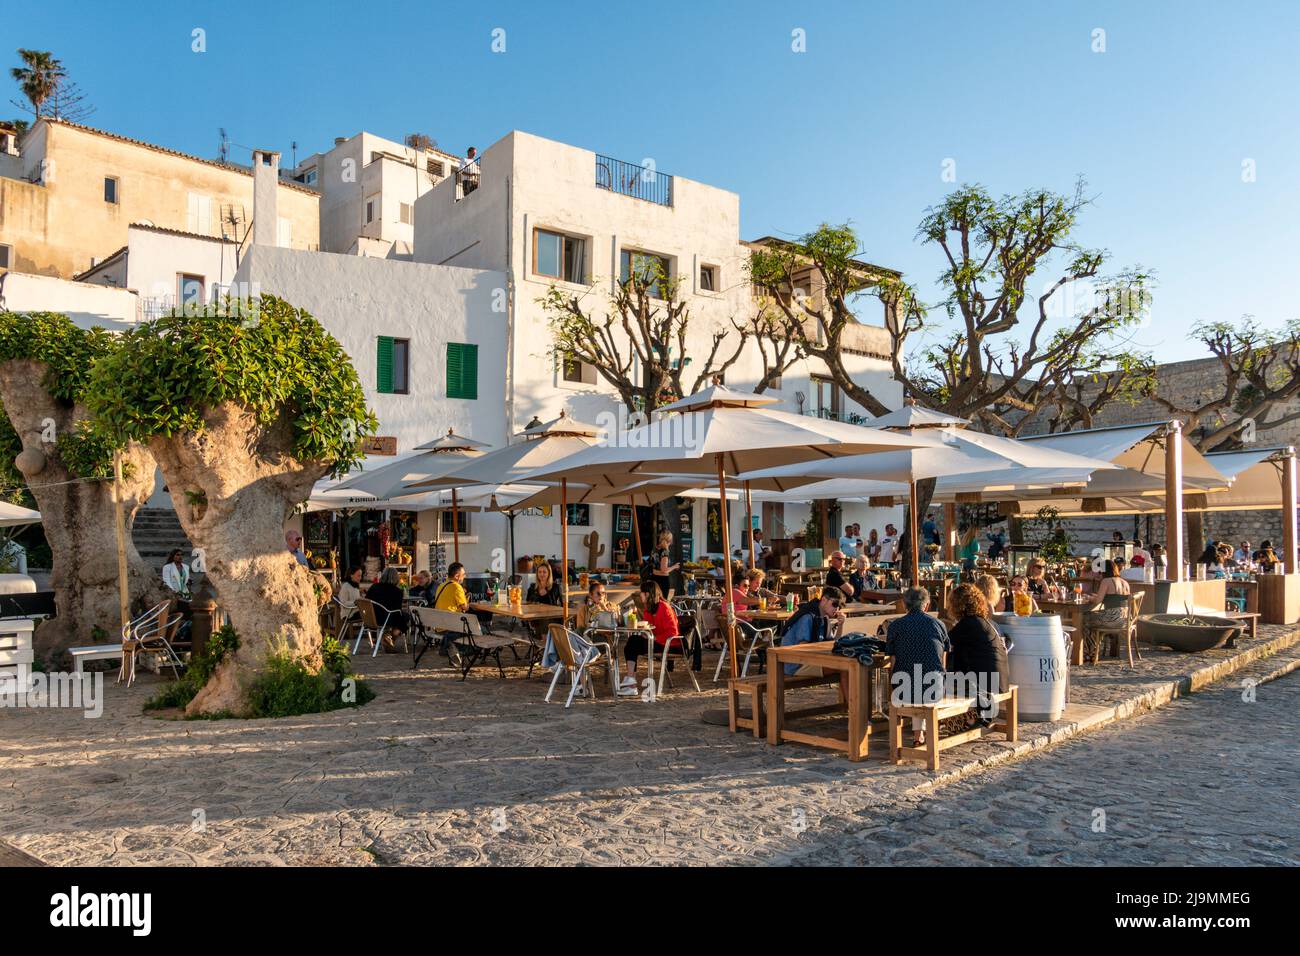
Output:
[360, 436, 398, 456]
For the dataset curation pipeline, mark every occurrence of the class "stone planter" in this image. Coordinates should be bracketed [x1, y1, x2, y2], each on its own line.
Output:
[1136, 614, 1242, 653]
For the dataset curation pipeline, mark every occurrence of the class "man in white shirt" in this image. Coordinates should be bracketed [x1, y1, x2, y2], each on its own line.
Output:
[750, 529, 769, 567]
[878, 523, 898, 564]
[458, 146, 480, 195]
[162, 549, 191, 597]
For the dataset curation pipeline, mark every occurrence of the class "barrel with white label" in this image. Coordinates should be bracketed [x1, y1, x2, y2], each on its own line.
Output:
[993, 612, 1068, 721]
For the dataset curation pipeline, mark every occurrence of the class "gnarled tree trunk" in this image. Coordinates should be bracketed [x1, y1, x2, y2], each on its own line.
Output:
[0, 359, 163, 660]
[149, 402, 329, 716]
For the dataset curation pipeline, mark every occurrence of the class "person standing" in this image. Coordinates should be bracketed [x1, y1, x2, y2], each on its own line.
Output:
[879, 523, 899, 564]
[162, 549, 191, 599]
[838, 525, 858, 558]
[649, 530, 679, 600]
[458, 146, 480, 195]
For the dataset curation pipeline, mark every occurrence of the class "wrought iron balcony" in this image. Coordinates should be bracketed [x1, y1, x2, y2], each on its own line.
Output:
[595, 154, 673, 207]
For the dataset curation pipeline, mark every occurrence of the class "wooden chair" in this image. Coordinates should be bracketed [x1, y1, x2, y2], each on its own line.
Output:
[1084, 591, 1144, 667]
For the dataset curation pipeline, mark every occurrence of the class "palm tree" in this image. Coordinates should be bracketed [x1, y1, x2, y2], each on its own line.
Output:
[10, 49, 65, 118]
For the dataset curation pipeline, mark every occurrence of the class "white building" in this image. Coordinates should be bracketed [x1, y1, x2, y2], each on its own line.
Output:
[290, 132, 463, 259]
[74, 222, 240, 320]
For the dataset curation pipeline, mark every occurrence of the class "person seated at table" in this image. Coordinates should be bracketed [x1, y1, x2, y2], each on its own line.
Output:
[743, 568, 780, 605]
[1148, 543, 1168, 573]
[725, 574, 754, 623]
[621, 580, 680, 695]
[1196, 542, 1223, 573]
[976, 574, 1006, 613]
[365, 568, 411, 650]
[946, 584, 1010, 710]
[338, 564, 364, 608]
[777, 588, 846, 676]
[1093, 560, 1131, 602]
[849, 555, 871, 597]
[1234, 540, 1252, 564]
[885, 587, 950, 747]
[1007, 575, 1041, 613]
[433, 562, 470, 612]
[824, 550, 855, 600]
[1025, 559, 1051, 596]
[1254, 540, 1280, 572]
[408, 569, 436, 604]
[578, 580, 619, 630]
[526, 561, 564, 605]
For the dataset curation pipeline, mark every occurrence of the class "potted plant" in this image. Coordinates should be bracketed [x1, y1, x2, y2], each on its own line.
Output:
[800, 513, 823, 570]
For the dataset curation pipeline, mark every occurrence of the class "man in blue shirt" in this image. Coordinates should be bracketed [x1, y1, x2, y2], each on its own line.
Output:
[779, 590, 847, 675]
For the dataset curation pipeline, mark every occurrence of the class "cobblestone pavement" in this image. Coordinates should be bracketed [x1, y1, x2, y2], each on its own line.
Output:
[785, 664, 1300, 866]
[0, 628, 1296, 866]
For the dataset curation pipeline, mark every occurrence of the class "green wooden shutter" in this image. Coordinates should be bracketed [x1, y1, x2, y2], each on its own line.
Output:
[447, 342, 478, 400]
[376, 336, 394, 393]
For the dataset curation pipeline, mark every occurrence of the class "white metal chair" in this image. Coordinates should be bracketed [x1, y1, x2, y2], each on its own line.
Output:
[657, 613, 702, 695]
[712, 617, 777, 682]
[120, 600, 187, 687]
[353, 598, 406, 657]
[545, 624, 613, 708]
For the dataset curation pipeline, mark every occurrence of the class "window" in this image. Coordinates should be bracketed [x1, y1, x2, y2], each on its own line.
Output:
[560, 351, 596, 385]
[811, 375, 840, 419]
[376, 336, 410, 394]
[103, 177, 118, 204]
[399, 202, 413, 225]
[427, 160, 445, 178]
[298, 166, 318, 185]
[446, 342, 478, 400]
[187, 192, 212, 235]
[699, 264, 717, 292]
[277, 216, 292, 247]
[365, 195, 379, 224]
[534, 229, 586, 283]
[439, 509, 470, 535]
[0, 244, 10, 270]
[177, 274, 205, 306]
[620, 249, 671, 298]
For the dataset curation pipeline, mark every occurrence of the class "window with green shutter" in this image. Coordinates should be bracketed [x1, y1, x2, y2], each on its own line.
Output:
[376, 336, 394, 393]
[446, 342, 478, 400]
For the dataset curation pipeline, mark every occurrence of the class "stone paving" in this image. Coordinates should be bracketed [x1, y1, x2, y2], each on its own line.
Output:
[0, 625, 1297, 866]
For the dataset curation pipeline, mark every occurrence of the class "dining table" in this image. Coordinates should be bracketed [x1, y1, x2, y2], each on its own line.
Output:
[764, 641, 892, 762]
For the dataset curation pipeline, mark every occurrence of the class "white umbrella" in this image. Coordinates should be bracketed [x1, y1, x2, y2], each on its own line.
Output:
[519, 383, 943, 676]
[328, 428, 489, 561]
[0, 501, 40, 527]
[740, 428, 1119, 583]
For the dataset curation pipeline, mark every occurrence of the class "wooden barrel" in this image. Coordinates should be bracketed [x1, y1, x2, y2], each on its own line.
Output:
[993, 612, 1068, 721]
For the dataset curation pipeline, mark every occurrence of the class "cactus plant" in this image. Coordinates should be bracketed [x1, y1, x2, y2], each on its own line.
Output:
[583, 530, 606, 569]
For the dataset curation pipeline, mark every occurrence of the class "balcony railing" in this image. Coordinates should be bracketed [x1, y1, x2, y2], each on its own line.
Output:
[595, 154, 673, 207]
[808, 407, 872, 426]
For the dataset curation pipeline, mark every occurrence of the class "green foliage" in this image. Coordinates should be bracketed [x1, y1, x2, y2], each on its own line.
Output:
[1023, 506, 1074, 563]
[145, 626, 374, 717]
[86, 297, 377, 477]
[0, 412, 28, 505]
[54, 425, 121, 481]
[0, 311, 114, 402]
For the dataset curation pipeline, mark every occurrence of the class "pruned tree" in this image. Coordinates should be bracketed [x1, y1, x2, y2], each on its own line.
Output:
[0, 312, 165, 659]
[87, 297, 375, 716]
[1146, 318, 1300, 452]
[541, 258, 803, 414]
[750, 180, 1153, 567]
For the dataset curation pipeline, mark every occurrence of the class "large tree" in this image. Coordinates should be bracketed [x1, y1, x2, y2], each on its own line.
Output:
[87, 297, 375, 716]
[0, 312, 165, 659]
[750, 181, 1153, 567]
[9, 49, 64, 118]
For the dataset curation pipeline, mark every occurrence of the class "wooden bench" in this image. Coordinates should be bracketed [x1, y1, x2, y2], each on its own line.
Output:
[68, 644, 124, 674]
[1224, 611, 1259, 645]
[889, 687, 1018, 771]
[727, 671, 845, 738]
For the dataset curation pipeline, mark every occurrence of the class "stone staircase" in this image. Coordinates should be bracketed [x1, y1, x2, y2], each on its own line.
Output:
[131, 507, 195, 572]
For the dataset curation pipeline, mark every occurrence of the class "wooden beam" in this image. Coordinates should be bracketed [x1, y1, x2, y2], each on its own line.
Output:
[1284, 454, 1298, 574]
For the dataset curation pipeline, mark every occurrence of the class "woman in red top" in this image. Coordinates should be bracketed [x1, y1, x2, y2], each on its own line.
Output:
[621, 580, 680, 695]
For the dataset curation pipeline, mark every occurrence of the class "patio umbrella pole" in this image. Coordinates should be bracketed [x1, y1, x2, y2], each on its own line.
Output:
[508, 509, 517, 584]
[561, 478, 569, 619]
[745, 481, 755, 571]
[451, 487, 461, 563]
[718, 454, 738, 679]
[908, 479, 921, 586]
[630, 495, 642, 564]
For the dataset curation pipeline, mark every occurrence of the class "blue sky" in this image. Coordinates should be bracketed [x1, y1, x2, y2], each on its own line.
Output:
[10, 0, 1299, 363]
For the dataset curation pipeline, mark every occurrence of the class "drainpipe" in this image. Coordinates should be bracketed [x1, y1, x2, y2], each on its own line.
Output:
[504, 173, 516, 566]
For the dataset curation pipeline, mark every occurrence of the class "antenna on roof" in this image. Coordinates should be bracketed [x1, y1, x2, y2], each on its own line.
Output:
[217, 127, 229, 163]
[291, 140, 297, 169]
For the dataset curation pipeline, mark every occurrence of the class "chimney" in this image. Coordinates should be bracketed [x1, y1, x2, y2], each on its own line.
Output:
[252, 149, 280, 247]
[334, 137, 346, 146]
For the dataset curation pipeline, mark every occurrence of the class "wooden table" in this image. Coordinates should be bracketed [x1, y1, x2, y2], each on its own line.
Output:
[765, 641, 888, 761]
[469, 602, 573, 622]
[859, 588, 905, 608]
[746, 602, 894, 625]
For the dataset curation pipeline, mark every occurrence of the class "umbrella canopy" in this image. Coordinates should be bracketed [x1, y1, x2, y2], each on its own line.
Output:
[0, 501, 41, 527]
[402, 412, 603, 492]
[740, 428, 1119, 582]
[519, 385, 942, 487]
[866, 404, 970, 430]
[330, 428, 486, 498]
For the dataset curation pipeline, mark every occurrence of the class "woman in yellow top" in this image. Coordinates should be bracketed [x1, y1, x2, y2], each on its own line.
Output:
[433, 562, 470, 612]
